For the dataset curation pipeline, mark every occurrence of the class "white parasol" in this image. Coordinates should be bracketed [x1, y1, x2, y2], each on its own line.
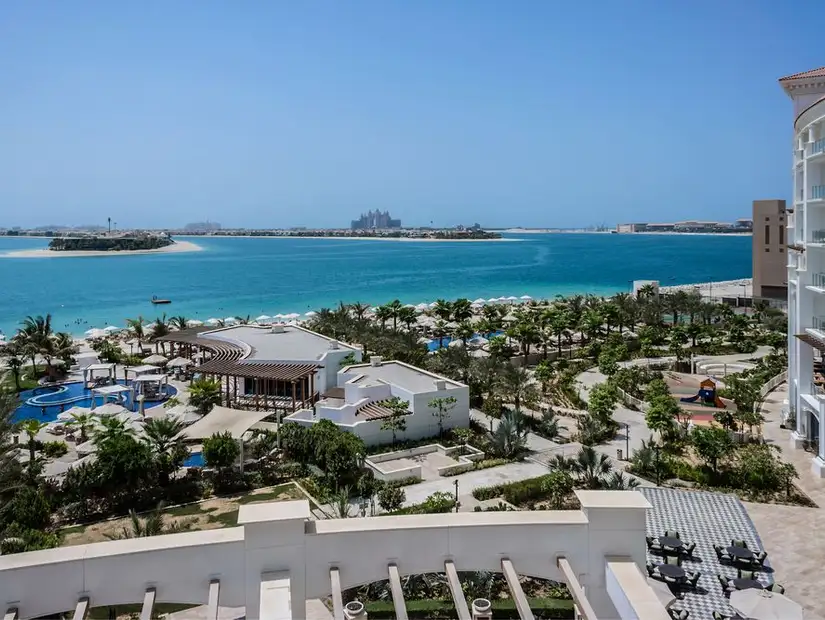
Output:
[729, 589, 802, 620]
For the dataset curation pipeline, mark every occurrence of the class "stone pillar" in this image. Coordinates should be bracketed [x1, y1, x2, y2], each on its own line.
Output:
[137, 395, 145, 417]
[238, 500, 310, 620]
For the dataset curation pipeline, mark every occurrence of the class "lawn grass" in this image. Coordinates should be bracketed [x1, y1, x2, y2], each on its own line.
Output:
[236, 483, 299, 504]
[207, 509, 239, 527]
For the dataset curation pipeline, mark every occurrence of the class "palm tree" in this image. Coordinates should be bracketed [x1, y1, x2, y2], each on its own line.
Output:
[93, 416, 136, 445]
[66, 411, 96, 444]
[454, 322, 474, 346]
[602, 471, 641, 490]
[432, 299, 453, 322]
[490, 409, 529, 459]
[495, 365, 540, 411]
[571, 446, 613, 489]
[349, 302, 371, 324]
[451, 298, 473, 323]
[18, 419, 48, 472]
[1, 342, 24, 391]
[396, 306, 418, 335]
[387, 299, 404, 331]
[533, 360, 555, 394]
[151, 317, 171, 354]
[52, 332, 77, 367]
[169, 316, 189, 330]
[126, 316, 146, 350]
[432, 320, 449, 350]
[374, 306, 393, 331]
[189, 377, 223, 413]
[143, 417, 187, 485]
[319, 486, 355, 519]
[18, 314, 56, 377]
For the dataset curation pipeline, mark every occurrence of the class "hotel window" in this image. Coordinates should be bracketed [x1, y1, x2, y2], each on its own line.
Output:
[780, 225, 785, 245]
[765, 225, 770, 244]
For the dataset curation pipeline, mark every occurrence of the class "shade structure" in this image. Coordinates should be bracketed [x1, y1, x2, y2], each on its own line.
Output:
[166, 356, 193, 368]
[468, 335, 488, 347]
[57, 407, 92, 422]
[473, 298, 487, 304]
[103, 325, 121, 333]
[84, 328, 106, 339]
[646, 578, 676, 609]
[93, 403, 127, 417]
[142, 354, 169, 365]
[180, 405, 273, 440]
[417, 337, 432, 345]
[255, 315, 271, 323]
[304, 311, 317, 317]
[448, 339, 465, 348]
[415, 303, 429, 311]
[223, 316, 238, 325]
[506, 296, 518, 301]
[520, 295, 533, 301]
[487, 297, 499, 303]
[729, 589, 802, 620]
[167, 406, 202, 424]
[284, 313, 300, 320]
[205, 318, 220, 325]
[186, 319, 204, 327]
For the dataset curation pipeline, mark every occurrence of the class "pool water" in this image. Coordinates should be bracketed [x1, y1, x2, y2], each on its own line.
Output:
[184, 452, 204, 467]
[427, 330, 505, 351]
[13, 380, 177, 423]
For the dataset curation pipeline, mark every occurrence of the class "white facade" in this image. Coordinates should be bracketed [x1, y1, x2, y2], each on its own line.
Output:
[0, 493, 668, 620]
[285, 358, 470, 446]
[782, 69, 825, 475]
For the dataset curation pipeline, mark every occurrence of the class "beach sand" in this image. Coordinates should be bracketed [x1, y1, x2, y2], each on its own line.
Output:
[2, 239, 202, 258]
[660, 278, 752, 298]
[192, 235, 518, 242]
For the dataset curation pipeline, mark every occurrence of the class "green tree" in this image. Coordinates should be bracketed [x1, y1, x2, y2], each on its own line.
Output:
[645, 396, 679, 436]
[189, 377, 223, 414]
[202, 431, 240, 470]
[541, 470, 574, 509]
[378, 485, 406, 512]
[691, 426, 734, 476]
[381, 397, 409, 447]
[495, 365, 540, 411]
[534, 360, 555, 394]
[18, 419, 48, 474]
[143, 417, 188, 486]
[587, 382, 618, 423]
[490, 409, 529, 459]
[106, 503, 193, 539]
[571, 446, 613, 489]
[65, 411, 95, 444]
[429, 396, 457, 439]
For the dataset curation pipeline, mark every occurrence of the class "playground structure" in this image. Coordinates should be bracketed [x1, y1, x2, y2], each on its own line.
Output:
[680, 377, 726, 409]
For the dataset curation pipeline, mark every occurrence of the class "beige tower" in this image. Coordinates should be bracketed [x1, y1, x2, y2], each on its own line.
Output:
[752, 199, 787, 299]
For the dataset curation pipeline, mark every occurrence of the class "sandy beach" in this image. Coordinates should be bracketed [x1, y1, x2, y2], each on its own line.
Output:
[183, 235, 518, 242]
[660, 278, 752, 298]
[2, 239, 202, 258]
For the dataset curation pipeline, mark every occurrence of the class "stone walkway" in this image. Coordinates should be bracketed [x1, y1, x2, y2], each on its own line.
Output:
[745, 382, 825, 618]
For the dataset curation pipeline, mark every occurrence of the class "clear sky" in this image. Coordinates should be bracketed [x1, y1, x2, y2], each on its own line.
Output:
[1, 0, 821, 229]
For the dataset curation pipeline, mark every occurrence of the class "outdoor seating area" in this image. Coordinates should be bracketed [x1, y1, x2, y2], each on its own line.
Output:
[640, 487, 801, 620]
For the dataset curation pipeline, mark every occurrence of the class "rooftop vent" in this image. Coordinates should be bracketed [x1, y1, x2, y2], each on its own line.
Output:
[329, 339, 339, 350]
[370, 356, 383, 367]
[271, 324, 285, 334]
[435, 379, 446, 391]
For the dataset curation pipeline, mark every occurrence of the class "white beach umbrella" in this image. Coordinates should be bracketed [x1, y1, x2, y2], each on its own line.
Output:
[255, 315, 271, 323]
[75, 440, 97, 456]
[417, 337, 432, 345]
[84, 328, 106, 339]
[223, 316, 238, 325]
[729, 589, 802, 620]
[304, 311, 317, 317]
[186, 319, 203, 327]
[103, 325, 121, 333]
[205, 318, 220, 326]
[487, 297, 499, 303]
[273, 313, 286, 320]
[473, 298, 487, 304]
[449, 339, 465, 348]
[166, 356, 193, 369]
[93, 403, 127, 417]
[646, 578, 676, 609]
[506, 296, 518, 301]
[404, 304, 416, 309]
[503, 313, 518, 322]
[520, 295, 533, 301]
[468, 336, 489, 348]
[167, 405, 202, 424]
[445, 321, 459, 329]
[285, 313, 300, 320]
[142, 354, 168, 365]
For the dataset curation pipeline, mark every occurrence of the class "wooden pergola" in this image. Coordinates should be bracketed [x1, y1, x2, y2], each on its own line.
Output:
[196, 359, 321, 413]
[154, 329, 244, 364]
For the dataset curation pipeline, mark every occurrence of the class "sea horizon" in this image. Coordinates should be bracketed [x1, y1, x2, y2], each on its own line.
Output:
[0, 232, 751, 337]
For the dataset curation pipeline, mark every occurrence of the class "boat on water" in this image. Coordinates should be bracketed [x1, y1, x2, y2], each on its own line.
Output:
[151, 296, 171, 305]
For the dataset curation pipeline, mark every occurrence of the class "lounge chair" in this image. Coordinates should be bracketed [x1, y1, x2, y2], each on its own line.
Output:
[738, 569, 757, 581]
[714, 544, 731, 563]
[730, 539, 748, 548]
[668, 609, 689, 620]
[646, 562, 656, 578]
[717, 574, 735, 596]
[712, 612, 732, 620]
[685, 571, 701, 589]
[766, 583, 785, 594]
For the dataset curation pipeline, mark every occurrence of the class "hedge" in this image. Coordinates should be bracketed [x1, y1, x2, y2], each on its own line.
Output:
[472, 474, 555, 506]
[364, 597, 574, 619]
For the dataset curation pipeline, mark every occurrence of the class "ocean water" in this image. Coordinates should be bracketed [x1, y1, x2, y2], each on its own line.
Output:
[0, 234, 751, 337]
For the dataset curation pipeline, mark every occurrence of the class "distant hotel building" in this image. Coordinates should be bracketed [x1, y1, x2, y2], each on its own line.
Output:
[615, 220, 752, 233]
[781, 65, 825, 476]
[752, 199, 787, 299]
[351, 210, 401, 230]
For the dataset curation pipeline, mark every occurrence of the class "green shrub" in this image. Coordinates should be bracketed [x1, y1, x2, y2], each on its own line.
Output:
[42, 441, 69, 459]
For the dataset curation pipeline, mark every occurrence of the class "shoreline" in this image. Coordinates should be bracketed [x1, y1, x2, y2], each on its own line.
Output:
[1, 239, 203, 258]
[660, 278, 753, 298]
[496, 229, 751, 236]
[177, 235, 516, 242]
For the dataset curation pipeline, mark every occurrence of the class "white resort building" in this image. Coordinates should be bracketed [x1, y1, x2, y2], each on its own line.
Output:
[782, 66, 825, 475]
[0, 492, 670, 620]
[287, 356, 470, 445]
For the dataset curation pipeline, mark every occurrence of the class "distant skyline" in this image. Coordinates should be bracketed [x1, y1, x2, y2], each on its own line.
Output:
[0, 1, 819, 229]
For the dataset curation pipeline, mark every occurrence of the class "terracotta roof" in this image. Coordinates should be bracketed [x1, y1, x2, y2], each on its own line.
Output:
[196, 359, 319, 381]
[779, 67, 825, 82]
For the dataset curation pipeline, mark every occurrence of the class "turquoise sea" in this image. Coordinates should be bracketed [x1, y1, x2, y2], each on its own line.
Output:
[0, 234, 751, 337]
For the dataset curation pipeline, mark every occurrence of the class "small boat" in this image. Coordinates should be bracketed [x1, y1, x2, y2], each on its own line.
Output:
[151, 296, 171, 305]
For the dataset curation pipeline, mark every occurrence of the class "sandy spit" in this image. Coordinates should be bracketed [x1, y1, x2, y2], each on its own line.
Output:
[2, 239, 203, 258]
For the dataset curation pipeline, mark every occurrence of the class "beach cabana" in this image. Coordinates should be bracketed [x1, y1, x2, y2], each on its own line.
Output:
[127, 364, 160, 378]
[186, 319, 204, 327]
[142, 354, 168, 365]
[205, 318, 220, 326]
[520, 295, 533, 301]
[506, 296, 518, 302]
[82, 363, 115, 388]
[166, 357, 192, 369]
[304, 311, 317, 317]
[223, 316, 239, 325]
[133, 374, 170, 399]
[255, 315, 271, 324]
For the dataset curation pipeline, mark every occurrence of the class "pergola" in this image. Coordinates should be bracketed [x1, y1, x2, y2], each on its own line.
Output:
[82, 363, 115, 388]
[196, 359, 320, 413]
[125, 365, 160, 379]
[132, 374, 169, 399]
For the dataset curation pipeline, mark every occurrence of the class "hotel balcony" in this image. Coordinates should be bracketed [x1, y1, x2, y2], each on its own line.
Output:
[811, 185, 825, 202]
[811, 138, 825, 159]
[807, 273, 825, 294]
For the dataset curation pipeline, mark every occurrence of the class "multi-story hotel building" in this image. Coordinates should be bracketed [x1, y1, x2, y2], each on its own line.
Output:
[781, 67, 825, 475]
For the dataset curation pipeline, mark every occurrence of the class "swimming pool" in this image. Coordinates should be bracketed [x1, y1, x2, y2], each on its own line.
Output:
[184, 452, 204, 467]
[13, 380, 177, 424]
[427, 330, 505, 351]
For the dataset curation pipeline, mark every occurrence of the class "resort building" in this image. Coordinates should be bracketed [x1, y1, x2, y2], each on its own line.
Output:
[0, 492, 666, 620]
[158, 324, 361, 413]
[751, 199, 787, 300]
[286, 357, 470, 445]
[350, 210, 401, 230]
[781, 66, 825, 475]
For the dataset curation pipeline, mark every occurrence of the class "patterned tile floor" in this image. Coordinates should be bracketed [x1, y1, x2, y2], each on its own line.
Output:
[640, 487, 773, 620]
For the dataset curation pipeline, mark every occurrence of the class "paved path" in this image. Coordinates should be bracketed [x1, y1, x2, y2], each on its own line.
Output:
[743, 382, 825, 619]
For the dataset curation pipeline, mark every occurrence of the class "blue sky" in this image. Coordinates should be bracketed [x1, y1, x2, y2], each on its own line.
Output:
[0, 0, 821, 229]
